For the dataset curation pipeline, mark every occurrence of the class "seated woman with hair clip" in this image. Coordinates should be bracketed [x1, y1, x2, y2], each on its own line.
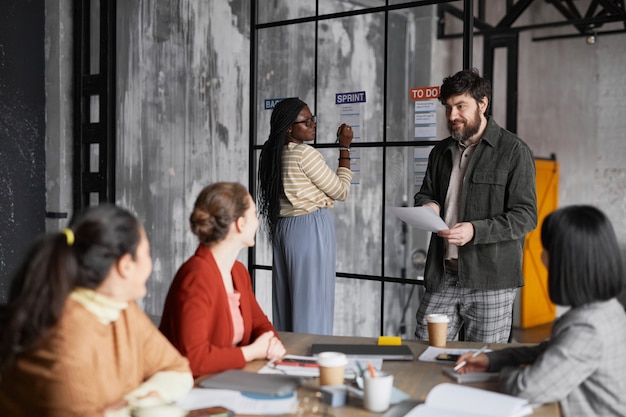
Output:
[0, 205, 193, 417]
[455, 205, 626, 417]
[160, 182, 286, 377]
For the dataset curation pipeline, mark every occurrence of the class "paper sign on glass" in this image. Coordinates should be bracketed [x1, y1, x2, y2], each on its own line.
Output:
[388, 206, 448, 233]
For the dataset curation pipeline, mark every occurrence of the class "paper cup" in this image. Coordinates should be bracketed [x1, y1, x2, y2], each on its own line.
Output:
[363, 372, 394, 412]
[426, 314, 449, 347]
[317, 351, 348, 386]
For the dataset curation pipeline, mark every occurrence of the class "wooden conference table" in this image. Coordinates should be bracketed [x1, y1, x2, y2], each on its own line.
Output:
[238, 332, 561, 417]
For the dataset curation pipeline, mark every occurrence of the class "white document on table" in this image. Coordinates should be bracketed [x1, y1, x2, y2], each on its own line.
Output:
[177, 388, 298, 415]
[418, 346, 491, 363]
[388, 206, 448, 233]
[257, 354, 380, 379]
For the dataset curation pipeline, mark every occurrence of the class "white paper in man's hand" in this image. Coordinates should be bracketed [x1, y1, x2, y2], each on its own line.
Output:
[388, 206, 448, 233]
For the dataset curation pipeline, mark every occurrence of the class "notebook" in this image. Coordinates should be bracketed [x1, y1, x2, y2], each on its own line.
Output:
[198, 370, 302, 396]
[310, 343, 414, 360]
[404, 383, 532, 417]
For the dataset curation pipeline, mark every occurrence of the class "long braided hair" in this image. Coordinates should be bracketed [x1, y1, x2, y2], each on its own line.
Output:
[258, 98, 306, 242]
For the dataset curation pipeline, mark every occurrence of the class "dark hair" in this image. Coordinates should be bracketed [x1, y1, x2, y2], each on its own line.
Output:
[190, 182, 251, 245]
[258, 98, 306, 241]
[0, 204, 141, 371]
[541, 205, 624, 307]
[439, 68, 492, 112]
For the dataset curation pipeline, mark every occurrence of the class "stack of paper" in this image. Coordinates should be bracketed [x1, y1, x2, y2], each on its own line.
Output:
[266, 355, 320, 377]
[258, 354, 381, 378]
[417, 346, 491, 363]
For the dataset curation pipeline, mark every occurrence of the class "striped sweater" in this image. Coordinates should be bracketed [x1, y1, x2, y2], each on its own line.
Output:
[280, 142, 353, 217]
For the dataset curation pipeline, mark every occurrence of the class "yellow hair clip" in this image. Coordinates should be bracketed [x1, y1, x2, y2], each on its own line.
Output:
[63, 228, 75, 246]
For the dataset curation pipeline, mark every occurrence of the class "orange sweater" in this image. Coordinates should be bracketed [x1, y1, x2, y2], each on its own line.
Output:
[160, 245, 277, 377]
[0, 298, 191, 417]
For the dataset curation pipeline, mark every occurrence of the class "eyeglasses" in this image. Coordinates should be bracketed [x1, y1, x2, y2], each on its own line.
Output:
[292, 115, 317, 127]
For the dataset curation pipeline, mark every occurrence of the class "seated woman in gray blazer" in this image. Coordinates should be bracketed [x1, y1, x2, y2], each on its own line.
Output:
[455, 205, 626, 417]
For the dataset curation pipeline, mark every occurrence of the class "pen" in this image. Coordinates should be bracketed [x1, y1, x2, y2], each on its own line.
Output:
[356, 360, 366, 377]
[453, 345, 489, 372]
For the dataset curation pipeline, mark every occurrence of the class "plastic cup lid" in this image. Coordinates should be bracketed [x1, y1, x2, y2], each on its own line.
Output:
[317, 351, 348, 367]
[426, 314, 450, 323]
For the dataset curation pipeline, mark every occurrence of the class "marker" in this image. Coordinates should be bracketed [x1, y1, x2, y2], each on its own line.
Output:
[367, 362, 377, 378]
[453, 345, 489, 372]
[274, 359, 318, 368]
[336, 126, 343, 143]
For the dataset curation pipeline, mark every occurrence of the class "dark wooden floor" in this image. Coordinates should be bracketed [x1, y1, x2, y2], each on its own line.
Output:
[511, 322, 553, 343]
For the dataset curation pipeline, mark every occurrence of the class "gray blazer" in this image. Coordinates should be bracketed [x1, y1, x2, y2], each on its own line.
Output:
[487, 298, 626, 417]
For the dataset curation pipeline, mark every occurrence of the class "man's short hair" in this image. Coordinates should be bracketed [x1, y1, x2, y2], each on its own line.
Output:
[439, 68, 492, 111]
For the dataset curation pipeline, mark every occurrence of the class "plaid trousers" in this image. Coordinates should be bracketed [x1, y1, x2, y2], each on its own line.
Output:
[415, 272, 517, 343]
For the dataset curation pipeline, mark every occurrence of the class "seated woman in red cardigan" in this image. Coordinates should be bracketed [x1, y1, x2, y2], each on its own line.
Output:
[160, 182, 286, 377]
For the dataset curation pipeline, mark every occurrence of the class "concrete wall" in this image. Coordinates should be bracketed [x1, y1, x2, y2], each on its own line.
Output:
[516, 2, 626, 270]
[518, 1, 626, 232]
[115, 0, 252, 316]
[517, 13, 626, 310]
[44, 0, 73, 241]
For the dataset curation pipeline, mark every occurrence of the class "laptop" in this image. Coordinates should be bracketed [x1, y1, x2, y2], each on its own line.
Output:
[310, 343, 414, 360]
[198, 370, 302, 396]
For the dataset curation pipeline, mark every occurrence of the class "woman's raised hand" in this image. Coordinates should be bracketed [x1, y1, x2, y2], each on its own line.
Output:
[337, 123, 353, 148]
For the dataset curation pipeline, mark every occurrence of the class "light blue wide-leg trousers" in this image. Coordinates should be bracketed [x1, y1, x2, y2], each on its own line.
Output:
[272, 208, 336, 335]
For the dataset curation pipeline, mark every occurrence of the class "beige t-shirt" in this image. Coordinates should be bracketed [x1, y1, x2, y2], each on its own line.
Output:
[444, 141, 478, 261]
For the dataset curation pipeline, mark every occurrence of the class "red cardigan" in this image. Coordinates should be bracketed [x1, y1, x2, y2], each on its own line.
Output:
[160, 245, 276, 377]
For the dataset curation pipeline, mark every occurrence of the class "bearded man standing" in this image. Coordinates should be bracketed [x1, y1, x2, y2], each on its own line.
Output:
[414, 68, 537, 343]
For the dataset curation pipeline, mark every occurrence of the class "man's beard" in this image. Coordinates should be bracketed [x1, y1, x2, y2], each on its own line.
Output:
[448, 108, 481, 142]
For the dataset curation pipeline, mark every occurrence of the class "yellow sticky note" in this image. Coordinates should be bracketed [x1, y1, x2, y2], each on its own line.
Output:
[378, 336, 402, 346]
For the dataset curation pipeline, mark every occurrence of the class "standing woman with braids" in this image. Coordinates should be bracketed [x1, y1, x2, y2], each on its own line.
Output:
[0, 205, 193, 417]
[258, 98, 354, 335]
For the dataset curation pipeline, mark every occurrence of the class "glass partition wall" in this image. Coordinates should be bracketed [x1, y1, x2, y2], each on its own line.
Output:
[250, 1, 466, 337]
